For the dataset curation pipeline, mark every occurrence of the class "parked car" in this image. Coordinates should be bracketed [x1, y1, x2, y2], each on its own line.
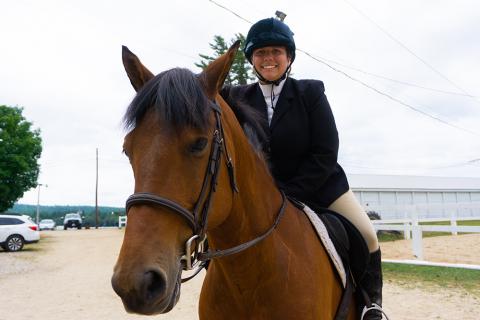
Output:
[0, 215, 40, 252]
[39, 219, 56, 231]
[63, 213, 82, 230]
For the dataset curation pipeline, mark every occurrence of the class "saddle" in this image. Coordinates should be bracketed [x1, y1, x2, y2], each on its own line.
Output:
[289, 198, 370, 319]
[319, 209, 369, 283]
[290, 199, 370, 282]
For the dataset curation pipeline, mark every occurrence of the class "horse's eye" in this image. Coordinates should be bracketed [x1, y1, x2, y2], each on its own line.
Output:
[122, 148, 130, 158]
[189, 137, 208, 154]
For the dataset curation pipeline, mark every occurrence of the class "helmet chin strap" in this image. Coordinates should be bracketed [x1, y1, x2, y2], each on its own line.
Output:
[254, 64, 291, 86]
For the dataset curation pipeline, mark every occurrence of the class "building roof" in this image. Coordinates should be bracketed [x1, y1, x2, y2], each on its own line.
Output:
[348, 174, 480, 191]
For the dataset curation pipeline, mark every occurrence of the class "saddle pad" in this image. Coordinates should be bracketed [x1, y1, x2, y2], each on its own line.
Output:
[303, 206, 347, 288]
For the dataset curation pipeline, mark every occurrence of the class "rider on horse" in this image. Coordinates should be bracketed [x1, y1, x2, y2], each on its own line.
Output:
[221, 17, 384, 320]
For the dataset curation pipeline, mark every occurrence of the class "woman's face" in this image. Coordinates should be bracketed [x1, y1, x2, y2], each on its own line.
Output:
[252, 46, 291, 82]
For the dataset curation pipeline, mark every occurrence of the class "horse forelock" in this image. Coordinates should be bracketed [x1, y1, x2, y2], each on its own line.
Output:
[123, 68, 211, 131]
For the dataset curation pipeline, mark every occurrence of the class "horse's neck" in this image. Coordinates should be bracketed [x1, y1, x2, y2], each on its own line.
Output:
[207, 127, 287, 271]
[210, 148, 281, 243]
[201, 114, 346, 318]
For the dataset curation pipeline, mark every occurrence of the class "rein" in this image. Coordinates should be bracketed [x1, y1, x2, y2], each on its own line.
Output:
[125, 101, 287, 282]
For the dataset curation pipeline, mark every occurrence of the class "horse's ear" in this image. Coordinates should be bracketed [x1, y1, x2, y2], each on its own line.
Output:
[122, 46, 155, 92]
[200, 40, 241, 99]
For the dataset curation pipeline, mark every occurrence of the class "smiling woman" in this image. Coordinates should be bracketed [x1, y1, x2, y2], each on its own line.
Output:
[222, 17, 384, 319]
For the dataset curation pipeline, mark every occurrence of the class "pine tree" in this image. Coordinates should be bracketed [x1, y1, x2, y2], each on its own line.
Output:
[195, 33, 255, 85]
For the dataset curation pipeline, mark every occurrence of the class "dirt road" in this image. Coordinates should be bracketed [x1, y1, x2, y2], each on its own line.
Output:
[0, 229, 479, 320]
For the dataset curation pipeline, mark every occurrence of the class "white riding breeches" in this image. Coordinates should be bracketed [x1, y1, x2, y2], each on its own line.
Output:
[328, 189, 379, 253]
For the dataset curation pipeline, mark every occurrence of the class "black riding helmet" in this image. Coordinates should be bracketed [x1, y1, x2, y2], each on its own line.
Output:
[244, 18, 296, 64]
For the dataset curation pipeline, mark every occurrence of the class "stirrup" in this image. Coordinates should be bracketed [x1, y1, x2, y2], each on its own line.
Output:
[360, 303, 390, 320]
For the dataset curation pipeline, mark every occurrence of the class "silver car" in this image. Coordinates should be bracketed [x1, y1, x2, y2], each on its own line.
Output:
[39, 219, 56, 231]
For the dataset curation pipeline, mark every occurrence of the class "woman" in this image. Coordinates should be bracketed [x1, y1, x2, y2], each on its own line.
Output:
[221, 18, 383, 319]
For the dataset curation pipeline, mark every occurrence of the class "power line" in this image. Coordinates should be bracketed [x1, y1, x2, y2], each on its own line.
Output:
[207, 0, 480, 136]
[298, 49, 480, 136]
[341, 0, 478, 100]
[208, 0, 477, 98]
[207, 1, 480, 172]
[208, 0, 252, 24]
[209, 0, 480, 136]
[317, 54, 478, 98]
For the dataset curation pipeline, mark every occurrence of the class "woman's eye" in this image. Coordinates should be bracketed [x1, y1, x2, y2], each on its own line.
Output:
[189, 138, 208, 154]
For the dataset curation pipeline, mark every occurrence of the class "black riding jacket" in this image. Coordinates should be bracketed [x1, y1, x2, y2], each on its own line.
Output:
[221, 77, 349, 207]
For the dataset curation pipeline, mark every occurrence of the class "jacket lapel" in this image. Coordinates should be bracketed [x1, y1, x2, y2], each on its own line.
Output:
[270, 78, 294, 131]
[244, 84, 270, 132]
[249, 84, 268, 119]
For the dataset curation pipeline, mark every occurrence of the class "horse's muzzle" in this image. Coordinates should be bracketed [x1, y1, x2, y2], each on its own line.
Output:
[111, 267, 181, 315]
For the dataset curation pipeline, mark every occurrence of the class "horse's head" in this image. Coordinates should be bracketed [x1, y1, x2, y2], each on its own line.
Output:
[111, 42, 240, 315]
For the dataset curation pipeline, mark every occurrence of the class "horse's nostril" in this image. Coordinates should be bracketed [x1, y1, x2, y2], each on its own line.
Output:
[144, 270, 167, 301]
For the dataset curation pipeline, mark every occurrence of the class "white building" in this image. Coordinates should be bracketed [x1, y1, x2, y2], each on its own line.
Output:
[349, 174, 480, 220]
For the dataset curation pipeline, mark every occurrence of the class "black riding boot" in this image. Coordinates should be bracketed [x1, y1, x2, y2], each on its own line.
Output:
[359, 248, 383, 320]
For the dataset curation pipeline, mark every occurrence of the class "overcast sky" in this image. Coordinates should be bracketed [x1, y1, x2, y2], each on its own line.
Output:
[1, 0, 479, 207]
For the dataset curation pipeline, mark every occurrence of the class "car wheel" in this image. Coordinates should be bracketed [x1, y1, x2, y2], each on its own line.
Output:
[5, 235, 25, 252]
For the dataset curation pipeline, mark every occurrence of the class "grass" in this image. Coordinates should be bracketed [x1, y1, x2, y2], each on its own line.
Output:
[377, 220, 480, 242]
[383, 262, 480, 297]
[378, 232, 404, 242]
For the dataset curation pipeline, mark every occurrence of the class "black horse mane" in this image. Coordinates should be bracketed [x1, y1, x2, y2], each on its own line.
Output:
[123, 67, 267, 153]
[124, 68, 211, 130]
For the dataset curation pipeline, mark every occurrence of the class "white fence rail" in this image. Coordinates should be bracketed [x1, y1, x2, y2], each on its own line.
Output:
[370, 203, 480, 260]
[364, 201, 480, 220]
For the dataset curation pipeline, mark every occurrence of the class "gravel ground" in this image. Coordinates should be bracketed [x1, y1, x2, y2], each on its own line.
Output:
[0, 229, 479, 320]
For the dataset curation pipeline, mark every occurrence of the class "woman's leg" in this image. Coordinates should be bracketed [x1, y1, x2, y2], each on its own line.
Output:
[328, 189, 383, 320]
[328, 189, 379, 252]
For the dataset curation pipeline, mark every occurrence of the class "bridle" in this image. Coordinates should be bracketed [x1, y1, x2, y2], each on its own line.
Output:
[125, 101, 287, 282]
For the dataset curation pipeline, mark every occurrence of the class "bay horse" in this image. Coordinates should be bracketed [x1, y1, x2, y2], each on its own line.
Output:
[111, 41, 357, 319]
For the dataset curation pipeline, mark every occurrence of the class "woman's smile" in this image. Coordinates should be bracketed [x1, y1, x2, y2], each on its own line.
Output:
[252, 46, 291, 82]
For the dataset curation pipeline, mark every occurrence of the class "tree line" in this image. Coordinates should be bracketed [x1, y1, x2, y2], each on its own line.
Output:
[8, 204, 125, 227]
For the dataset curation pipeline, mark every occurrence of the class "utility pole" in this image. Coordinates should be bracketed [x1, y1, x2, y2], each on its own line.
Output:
[95, 148, 99, 229]
[36, 183, 47, 225]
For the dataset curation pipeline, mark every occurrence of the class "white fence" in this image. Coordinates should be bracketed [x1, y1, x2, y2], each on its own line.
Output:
[118, 216, 127, 228]
[364, 201, 480, 220]
[369, 202, 480, 260]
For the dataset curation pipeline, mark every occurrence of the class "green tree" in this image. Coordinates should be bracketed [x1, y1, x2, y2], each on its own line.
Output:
[0, 105, 42, 212]
[196, 33, 255, 85]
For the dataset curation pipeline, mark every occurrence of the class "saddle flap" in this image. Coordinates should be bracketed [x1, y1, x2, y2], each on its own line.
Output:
[319, 210, 370, 283]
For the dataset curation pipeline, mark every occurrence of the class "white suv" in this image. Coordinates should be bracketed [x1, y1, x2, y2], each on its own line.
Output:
[0, 215, 40, 252]
[63, 213, 82, 230]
